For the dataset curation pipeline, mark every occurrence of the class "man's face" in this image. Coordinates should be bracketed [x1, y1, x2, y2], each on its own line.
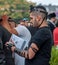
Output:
[51, 17, 56, 24]
[2, 15, 9, 21]
[30, 12, 39, 27]
[20, 21, 25, 26]
[53, 17, 56, 23]
[9, 22, 16, 28]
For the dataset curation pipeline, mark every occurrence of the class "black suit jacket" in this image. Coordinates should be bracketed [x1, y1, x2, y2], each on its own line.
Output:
[48, 21, 56, 33]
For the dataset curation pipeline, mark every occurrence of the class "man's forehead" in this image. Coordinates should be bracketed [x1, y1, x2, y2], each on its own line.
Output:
[30, 8, 46, 16]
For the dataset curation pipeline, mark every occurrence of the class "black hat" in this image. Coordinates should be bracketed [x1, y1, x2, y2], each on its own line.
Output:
[30, 5, 48, 18]
[30, 5, 47, 13]
[48, 13, 56, 19]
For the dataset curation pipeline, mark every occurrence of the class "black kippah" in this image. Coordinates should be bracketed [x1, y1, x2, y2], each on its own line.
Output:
[30, 5, 48, 15]
[36, 5, 46, 12]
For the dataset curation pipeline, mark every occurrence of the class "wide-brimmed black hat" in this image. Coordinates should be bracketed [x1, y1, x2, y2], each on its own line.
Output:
[48, 13, 56, 19]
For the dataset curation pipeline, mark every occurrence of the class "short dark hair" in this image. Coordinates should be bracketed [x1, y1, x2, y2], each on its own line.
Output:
[30, 5, 47, 13]
[30, 5, 48, 19]
[36, 5, 47, 12]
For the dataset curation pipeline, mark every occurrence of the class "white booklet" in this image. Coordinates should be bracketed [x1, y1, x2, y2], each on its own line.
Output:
[10, 34, 26, 50]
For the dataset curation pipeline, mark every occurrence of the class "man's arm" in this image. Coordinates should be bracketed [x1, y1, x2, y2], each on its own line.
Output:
[15, 43, 39, 59]
[10, 43, 39, 59]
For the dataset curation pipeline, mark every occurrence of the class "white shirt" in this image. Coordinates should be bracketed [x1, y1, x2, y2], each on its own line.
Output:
[14, 25, 31, 65]
[47, 19, 56, 27]
[15, 25, 31, 47]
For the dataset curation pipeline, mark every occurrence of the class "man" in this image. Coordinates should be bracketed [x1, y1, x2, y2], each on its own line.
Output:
[14, 24, 31, 65]
[19, 18, 28, 27]
[22, 18, 29, 26]
[0, 15, 15, 65]
[8, 17, 17, 28]
[47, 12, 56, 33]
[8, 18, 31, 65]
[6, 5, 53, 65]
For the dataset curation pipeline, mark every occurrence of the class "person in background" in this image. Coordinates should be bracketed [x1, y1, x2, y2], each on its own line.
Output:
[14, 24, 31, 65]
[23, 18, 29, 27]
[47, 12, 56, 33]
[0, 15, 15, 65]
[6, 5, 53, 65]
[19, 20, 25, 26]
[53, 26, 58, 46]
[8, 17, 17, 28]
[8, 17, 31, 65]
[8, 17, 31, 47]
[19, 18, 29, 27]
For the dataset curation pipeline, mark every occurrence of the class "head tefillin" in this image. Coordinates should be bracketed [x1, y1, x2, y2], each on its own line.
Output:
[30, 5, 48, 19]
[30, 5, 48, 27]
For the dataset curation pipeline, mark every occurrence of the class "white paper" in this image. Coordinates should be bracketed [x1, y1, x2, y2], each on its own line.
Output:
[10, 34, 26, 50]
[10, 34, 26, 65]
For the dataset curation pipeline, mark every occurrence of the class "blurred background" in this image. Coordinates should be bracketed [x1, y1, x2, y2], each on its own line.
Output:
[0, 0, 58, 23]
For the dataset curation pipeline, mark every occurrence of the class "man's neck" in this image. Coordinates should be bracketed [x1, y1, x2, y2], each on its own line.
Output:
[39, 21, 48, 28]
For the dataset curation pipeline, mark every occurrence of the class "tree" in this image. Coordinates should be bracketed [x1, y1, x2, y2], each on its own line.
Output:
[0, 0, 35, 19]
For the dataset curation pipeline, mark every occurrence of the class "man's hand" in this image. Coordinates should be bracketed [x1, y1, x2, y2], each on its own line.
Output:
[11, 46, 16, 52]
[5, 42, 15, 52]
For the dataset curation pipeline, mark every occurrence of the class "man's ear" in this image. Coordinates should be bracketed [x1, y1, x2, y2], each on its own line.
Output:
[36, 16, 41, 21]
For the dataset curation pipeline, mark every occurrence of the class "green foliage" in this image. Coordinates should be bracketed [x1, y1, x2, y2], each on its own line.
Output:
[0, 0, 35, 19]
[50, 46, 58, 65]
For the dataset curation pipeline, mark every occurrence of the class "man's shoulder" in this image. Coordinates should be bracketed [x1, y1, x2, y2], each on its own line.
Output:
[37, 27, 50, 32]
[34, 27, 51, 38]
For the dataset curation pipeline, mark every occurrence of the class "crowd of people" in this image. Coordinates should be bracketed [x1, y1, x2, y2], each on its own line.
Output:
[0, 5, 58, 65]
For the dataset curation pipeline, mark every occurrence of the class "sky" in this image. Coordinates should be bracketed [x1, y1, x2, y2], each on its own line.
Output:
[27, 0, 58, 5]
